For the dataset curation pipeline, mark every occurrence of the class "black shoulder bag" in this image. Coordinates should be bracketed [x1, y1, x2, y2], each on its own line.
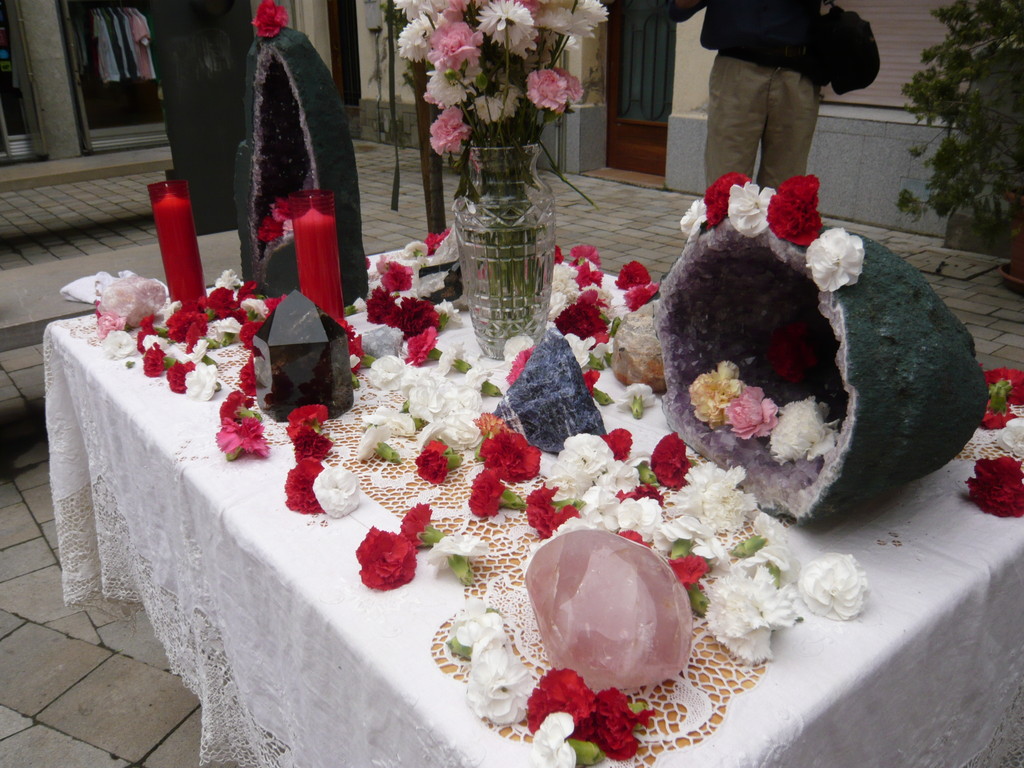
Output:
[809, 1, 881, 94]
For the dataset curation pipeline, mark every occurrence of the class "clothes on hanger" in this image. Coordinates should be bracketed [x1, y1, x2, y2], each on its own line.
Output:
[82, 5, 155, 84]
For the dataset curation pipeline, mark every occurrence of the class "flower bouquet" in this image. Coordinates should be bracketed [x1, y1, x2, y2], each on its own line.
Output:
[396, 0, 608, 357]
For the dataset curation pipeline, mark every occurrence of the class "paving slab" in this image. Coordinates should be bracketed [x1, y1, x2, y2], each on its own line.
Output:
[0, 704, 31, 740]
[36, 654, 196, 763]
[19, 485, 53, 525]
[0, 565, 77, 624]
[46, 611, 102, 645]
[12, 462, 48, 492]
[0, 724, 128, 768]
[0, 503, 38, 550]
[142, 708, 240, 768]
[0, 611, 22, 640]
[0, 622, 109, 715]
[0, 537, 54, 582]
[97, 612, 171, 671]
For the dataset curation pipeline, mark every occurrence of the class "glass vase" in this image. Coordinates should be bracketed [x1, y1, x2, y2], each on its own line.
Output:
[453, 144, 555, 359]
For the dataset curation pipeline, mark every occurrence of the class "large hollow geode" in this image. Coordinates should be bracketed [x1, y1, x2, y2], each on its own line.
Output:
[656, 221, 987, 523]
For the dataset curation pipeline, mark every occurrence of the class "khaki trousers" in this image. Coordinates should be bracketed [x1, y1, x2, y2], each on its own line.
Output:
[705, 54, 821, 189]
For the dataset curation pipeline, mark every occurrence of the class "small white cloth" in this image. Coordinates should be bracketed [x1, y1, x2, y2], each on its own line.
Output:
[61, 270, 138, 304]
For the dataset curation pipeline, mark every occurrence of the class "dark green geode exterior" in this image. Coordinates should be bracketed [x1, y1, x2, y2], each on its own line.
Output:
[235, 28, 368, 306]
[808, 234, 987, 519]
[658, 224, 988, 522]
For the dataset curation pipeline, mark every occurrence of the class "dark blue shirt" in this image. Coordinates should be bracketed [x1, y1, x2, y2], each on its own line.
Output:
[667, 0, 816, 50]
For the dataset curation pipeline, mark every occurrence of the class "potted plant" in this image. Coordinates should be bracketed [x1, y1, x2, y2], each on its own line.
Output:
[898, 0, 1024, 293]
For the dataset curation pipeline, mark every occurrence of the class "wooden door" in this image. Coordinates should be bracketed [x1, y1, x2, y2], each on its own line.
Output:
[606, 0, 676, 176]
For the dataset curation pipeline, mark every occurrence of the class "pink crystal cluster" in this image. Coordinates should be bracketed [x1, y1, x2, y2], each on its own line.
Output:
[98, 276, 167, 326]
[526, 529, 693, 690]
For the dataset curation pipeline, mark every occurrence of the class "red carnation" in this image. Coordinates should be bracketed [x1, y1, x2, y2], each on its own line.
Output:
[240, 321, 263, 350]
[366, 285, 400, 326]
[284, 458, 324, 514]
[415, 440, 452, 484]
[480, 430, 541, 483]
[526, 486, 579, 539]
[400, 503, 433, 544]
[768, 322, 818, 383]
[669, 554, 709, 589]
[576, 687, 654, 761]
[237, 281, 259, 301]
[553, 245, 564, 264]
[219, 390, 254, 422]
[290, 425, 333, 461]
[343, 322, 364, 364]
[527, 668, 598, 733]
[617, 530, 647, 545]
[570, 244, 601, 267]
[468, 468, 506, 518]
[704, 172, 751, 227]
[406, 326, 438, 366]
[582, 368, 600, 395]
[252, 0, 288, 37]
[203, 287, 241, 319]
[624, 282, 659, 312]
[555, 300, 608, 342]
[966, 456, 1024, 517]
[136, 315, 156, 353]
[264, 296, 285, 315]
[288, 404, 328, 432]
[615, 261, 652, 290]
[507, 348, 534, 386]
[380, 260, 414, 293]
[258, 215, 284, 243]
[165, 307, 208, 345]
[396, 296, 441, 339]
[982, 367, 1024, 429]
[574, 260, 604, 289]
[166, 361, 195, 394]
[239, 354, 257, 397]
[425, 228, 450, 255]
[618, 483, 665, 506]
[767, 175, 822, 246]
[356, 527, 417, 590]
[651, 432, 690, 489]
[142, 344, 167, 378]
[601, 428, 633, 461]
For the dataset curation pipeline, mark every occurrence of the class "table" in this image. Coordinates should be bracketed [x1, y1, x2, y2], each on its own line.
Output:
[45, 312, 1024, 768]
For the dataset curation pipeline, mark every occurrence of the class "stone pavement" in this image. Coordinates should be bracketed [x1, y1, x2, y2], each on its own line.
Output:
[0, 139, 1022, 767]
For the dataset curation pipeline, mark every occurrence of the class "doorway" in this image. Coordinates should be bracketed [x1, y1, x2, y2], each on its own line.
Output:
[606, 0, 675, 176]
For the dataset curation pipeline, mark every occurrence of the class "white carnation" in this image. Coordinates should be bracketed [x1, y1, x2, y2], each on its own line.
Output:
[451, 598, 508, 658]
[607, 497, 662, 540]
[503, 334, 536, 362]
[240, 297, 269, 320]
[214, 269, 242, 289]
[733, 512, 800, 585]
[397, 14, 433, 62]
[998, 420, 1024, 458]
[312, 466, 360, 519]
[679, 198, 707, 243]
[363, 408, 417, 437]
[530, 712, 576, 768]
[184, 363, 219, 401]
[770, 397, 838, 463]
[705, 567, 799, 664]
[357, 424, 393, 460]
[425, 68, 468, 108]
[477, 0, 537, 57]
[806, 228, 865, 292]
[466, 646, 533, 726]
[798, 553, 869, 621]
[727, 182, 774, 237]
[101, 330, 136, 360]
[366, 355, 408, 390]
[418, 410, 481, 451]
[672, 462, 758, 533]
[426, 533, 489, 566]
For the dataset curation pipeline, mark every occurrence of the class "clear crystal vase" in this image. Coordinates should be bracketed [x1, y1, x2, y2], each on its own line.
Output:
[453, 144, 556, 359]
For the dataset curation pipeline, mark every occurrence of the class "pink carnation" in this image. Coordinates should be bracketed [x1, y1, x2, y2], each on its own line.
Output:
[624, 282, 659, 311]
[430, 108, 472, 156]
[526, 68, 583, 114]
[252, 0, 288, 37]
[379, 258, 414, 293]
[216, 417, 270, 458]
[96, 311, 126, 340]
[427, 21, 483, 72]
[507, 347, 534, 385]
[725, 386, 779, 439]
[570, 244, 601, 267]
[406, 326, 438, 366]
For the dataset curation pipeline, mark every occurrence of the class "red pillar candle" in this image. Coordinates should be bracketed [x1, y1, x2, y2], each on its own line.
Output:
[147, 180, 206, 303]
[289, 190, 345, 323]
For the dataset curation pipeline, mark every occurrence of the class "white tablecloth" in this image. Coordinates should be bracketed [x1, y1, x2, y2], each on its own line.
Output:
[45, 314, 1024, 768]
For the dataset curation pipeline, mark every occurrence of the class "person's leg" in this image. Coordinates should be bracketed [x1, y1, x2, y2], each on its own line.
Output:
[705, 55, 770, 185]
[757, 68, 820, 189]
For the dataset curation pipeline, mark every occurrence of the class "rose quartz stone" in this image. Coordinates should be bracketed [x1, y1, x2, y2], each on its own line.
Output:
[98, 276, 168, 326]
[526, 528, 692, 690]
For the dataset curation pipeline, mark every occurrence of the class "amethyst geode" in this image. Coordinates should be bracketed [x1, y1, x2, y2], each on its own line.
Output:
[656, 221, 987, 522]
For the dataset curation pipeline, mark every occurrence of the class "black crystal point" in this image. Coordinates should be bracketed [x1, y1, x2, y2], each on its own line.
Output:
[252, 290, 354, 421]
[494, 328, 605, 453]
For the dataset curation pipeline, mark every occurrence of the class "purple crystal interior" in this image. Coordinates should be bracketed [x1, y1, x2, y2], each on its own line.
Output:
[526, 529, 693, 691]
[656, 227, 847, 509]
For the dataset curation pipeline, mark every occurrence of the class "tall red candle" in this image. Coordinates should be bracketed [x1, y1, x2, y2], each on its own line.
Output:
[148, 180, 206, 303]
[290, 190, 345, 323]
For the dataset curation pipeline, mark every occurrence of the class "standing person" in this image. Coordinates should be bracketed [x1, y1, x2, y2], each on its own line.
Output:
[668, 0, 823, 189]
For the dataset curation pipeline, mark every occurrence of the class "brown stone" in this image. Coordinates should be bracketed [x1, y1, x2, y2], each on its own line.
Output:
[612, 306, 666, 393]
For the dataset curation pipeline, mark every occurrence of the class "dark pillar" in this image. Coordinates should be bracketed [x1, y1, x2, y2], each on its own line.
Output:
[150, 0, 251, 234]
